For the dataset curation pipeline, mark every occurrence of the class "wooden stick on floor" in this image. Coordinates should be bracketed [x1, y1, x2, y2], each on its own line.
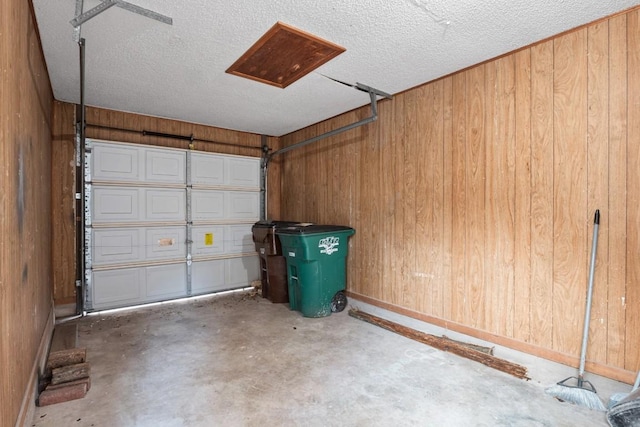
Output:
[348, 308, 529, 380]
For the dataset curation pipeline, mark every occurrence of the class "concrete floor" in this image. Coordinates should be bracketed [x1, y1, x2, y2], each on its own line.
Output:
[33, 291, 617, 426]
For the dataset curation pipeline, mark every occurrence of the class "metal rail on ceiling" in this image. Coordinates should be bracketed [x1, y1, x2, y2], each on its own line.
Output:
[265, 83, 392, 166]
[259, 82, 392, 221]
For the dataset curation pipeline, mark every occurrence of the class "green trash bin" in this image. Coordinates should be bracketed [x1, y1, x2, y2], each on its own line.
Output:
[276, 225, 355, 318]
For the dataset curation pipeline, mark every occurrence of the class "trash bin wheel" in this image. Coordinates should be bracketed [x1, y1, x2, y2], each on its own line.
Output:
[330, 291, 347, 313]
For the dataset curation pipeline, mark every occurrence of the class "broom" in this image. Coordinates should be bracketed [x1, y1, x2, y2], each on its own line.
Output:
[545, 210, 606, 411]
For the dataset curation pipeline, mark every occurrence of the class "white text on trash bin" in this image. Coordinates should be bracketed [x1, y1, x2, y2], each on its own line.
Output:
[319, 236, 340, 255]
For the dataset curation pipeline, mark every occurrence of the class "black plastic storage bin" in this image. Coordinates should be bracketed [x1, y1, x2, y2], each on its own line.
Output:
[252, 221, 311, 303]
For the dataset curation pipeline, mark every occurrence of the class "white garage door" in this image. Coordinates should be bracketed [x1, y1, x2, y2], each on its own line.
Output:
[84, 139, 260, 311]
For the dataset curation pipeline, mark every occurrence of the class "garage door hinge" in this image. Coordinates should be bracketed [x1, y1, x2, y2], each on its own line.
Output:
[75, 192, 82, 199]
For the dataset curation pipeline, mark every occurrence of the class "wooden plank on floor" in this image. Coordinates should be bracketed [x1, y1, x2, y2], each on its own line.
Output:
[348, 308, 529, 380]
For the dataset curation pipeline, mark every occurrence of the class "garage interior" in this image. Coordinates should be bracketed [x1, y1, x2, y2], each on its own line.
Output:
[3, 0, 640, 426]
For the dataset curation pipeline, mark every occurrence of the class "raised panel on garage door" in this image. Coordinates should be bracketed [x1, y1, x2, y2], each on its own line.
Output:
[92, 227, 144, 266]
[192, 225, 225, 257]
[145, 226, 186, 260]
[145, 189, 185, 222]
[227, 256, 260, 287]
[190, 153, 224, 186]
[92, 268, 144, 309]
[93, 187, 141, 223]
[225, 192, 260, 220]
[226, 224, 254, 253]
[191, 259, 226, 294]
[191, 190, 224, 221]
[225, 157, 260, 188]
[91, 143, 141, 182]
[145, 263, 186, 299]
[145, 149, 186, 184]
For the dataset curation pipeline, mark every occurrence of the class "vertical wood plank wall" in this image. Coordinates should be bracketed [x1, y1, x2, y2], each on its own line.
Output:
[51, 103, 281, 304]
[280, 9, 640, 381]
[1, 0, 54, 425]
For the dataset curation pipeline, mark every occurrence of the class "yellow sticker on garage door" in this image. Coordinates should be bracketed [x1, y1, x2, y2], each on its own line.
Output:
[204, 233, 213, 246]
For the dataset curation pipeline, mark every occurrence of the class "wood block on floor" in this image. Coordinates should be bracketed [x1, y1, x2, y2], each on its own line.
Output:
[46, 348, 87, 371]
[46, 376, 91, 393]
[37, 383, 87, 406]
[51, 362, 90, 385]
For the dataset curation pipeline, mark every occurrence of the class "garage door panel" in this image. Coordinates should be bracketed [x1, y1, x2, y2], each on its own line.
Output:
[93, 228, 143, 265]
[145, 226, 186, 260]
[145, 263, 186, 298]
[92, 143, 141, 182]
[226, 192, 260, 219]
[191, 259, 226, 294]
[226, 224, 254, 253]
[93, 268, 144, 308]
[192, 225, 225, 256]
[227, 256, 260, 286]
[87, 140, 261, 311]
[93, 187, 141, 223]
[226, 157, 260, 188]
[145, 189, 186, 221]
[192, 190, 225, 221]
[191, 153, 225, 185]
[145, 149, 185, 184]
[191, 258, 258, 295]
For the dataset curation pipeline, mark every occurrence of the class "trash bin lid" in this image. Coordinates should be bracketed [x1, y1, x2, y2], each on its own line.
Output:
[275, 224, 354, 235]
[252, 220, 312, 230]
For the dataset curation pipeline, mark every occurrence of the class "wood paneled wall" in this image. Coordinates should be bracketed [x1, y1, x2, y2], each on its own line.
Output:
[280, 9, 640, 381]
[51, 103, 281, 304]
[1, 0, 54, 425]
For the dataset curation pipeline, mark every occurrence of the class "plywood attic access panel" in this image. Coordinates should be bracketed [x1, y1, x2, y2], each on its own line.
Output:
[279, 6, 640, 384]
[226, 21, 345, 88]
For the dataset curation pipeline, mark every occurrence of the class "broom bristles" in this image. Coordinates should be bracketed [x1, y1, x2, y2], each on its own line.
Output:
[545, 382, 607, 412]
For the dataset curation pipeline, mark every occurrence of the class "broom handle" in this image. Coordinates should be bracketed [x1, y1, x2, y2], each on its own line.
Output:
[579, 209, 600, 379]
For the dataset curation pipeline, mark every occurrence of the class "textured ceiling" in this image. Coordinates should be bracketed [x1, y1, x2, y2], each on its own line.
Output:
[33, 0, 640, 137]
